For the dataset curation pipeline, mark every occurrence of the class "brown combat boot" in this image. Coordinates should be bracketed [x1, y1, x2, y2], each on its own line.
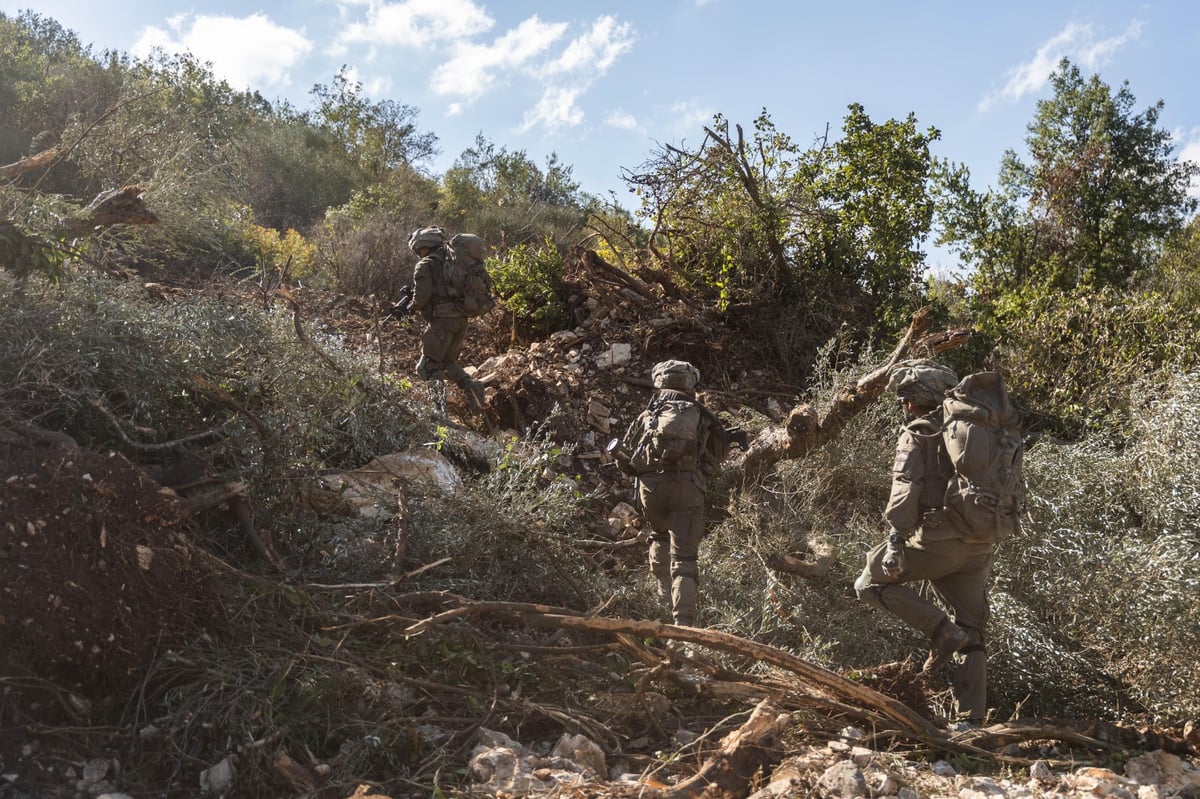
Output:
[923, 617, 969, 673]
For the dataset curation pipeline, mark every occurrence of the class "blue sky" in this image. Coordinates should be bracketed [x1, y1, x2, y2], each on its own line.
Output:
[4, 0, 1199, 272]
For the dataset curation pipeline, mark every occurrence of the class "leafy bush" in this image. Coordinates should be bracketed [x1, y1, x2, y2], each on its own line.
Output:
[994, 369, 1200, 719]
[987, 284, 1200, 434]
[489, 239, 569, 336]
[238, 215, 318, 283]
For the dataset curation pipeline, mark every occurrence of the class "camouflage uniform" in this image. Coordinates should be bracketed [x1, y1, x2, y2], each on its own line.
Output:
[407, 228, 485, 408]
[633, 364, 731, 627]
[855, 360, 992, 722]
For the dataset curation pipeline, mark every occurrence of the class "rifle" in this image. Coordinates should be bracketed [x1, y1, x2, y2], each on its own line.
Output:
[387, 285, 414, 320]
[724, 426, 750, 451]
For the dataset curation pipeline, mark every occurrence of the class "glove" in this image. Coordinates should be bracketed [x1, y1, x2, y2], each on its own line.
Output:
[881, 531, 908, 578]
[725, 426, 750, 451]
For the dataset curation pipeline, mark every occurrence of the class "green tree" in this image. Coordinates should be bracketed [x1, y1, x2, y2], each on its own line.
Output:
[939, 60, 1200, 431]
[624, 111, 800, 304]
[233, 110, 363, 230]
[803, 103, 942, 332]
[307, 67, 437, 185]
[0, 11, 112, 191]
[438, 134, 590, 247]
[944, 58, 1198, 295]
[625, 107, 944, 342]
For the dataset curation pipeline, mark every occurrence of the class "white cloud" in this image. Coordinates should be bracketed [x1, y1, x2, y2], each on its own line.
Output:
[518, 86, 584, 133]
[604, 109, 641, 131]
[979, 19, 1143, 111]
[431, 15, 567, 102]
[334, 0, 494, 51]
[507, 15, 635, 134]
[406, 12, 636, 132]
[132, 14, 313, 90]
[1077, 20, 1143, 70]
[669, 100, 715, 134]
[542, 15, 635, 77]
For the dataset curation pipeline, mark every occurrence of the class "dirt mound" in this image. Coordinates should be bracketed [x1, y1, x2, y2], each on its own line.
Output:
[0, 432, 224, 714]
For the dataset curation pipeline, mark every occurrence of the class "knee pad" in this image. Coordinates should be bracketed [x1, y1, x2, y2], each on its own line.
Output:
[671, 556, 699, 582]
[854, 576, 890, 611]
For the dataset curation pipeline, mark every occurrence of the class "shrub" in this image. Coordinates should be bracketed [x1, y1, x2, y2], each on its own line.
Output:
[994, 369, 1200, 719]
[986, 284, 1200, 435]
[489, 239, 569, 336]
[313, 205, 415, 300]
[239, 216, 318, 284]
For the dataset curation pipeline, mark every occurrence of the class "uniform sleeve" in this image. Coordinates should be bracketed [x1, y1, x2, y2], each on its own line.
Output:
[884, 428, 925, 536]
[411, 257, 434, 311]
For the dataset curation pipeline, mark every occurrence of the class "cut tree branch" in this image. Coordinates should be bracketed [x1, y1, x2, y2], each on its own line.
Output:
[0, 148, 58, 181]
[403, 598, 939, 736]
[733, 305, 971, 483]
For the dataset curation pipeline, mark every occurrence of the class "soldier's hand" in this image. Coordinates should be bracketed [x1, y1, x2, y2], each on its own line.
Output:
[388, 286, 414, 319]
[881, 532, 907, 578]
[725, 426, 750, 451]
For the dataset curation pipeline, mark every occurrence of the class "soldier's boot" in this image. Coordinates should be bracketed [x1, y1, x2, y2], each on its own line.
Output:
[923, 617, 970, 673]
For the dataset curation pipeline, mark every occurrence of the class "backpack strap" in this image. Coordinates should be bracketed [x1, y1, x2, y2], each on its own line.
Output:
[907, 411, 945, 439]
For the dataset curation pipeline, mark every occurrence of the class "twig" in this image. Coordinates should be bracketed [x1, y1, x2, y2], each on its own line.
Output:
[87, 397, 225, 452]
[275, 286, 345, 376]
[188, 375, 271, 444]
[302, 558, 452, 590]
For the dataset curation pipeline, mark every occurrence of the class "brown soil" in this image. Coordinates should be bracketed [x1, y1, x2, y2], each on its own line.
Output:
[0, 436, 224, 722]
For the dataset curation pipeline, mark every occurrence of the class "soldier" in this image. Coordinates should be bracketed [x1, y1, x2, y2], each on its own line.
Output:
[618, 360, 744, 627]
[854, 359, 995, 724]
[399, 226, 487, 410]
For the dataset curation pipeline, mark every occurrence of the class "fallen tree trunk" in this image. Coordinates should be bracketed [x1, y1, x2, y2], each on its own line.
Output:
[59, 185, 159, 236]
[0, 147, 58, 180]
[734, 306, 971, 483]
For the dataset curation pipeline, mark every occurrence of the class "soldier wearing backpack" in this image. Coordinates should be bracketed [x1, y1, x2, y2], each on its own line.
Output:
[854, 359, 1023, 725]
[617, 360, 744, 627]
[396, 226, 488, 410]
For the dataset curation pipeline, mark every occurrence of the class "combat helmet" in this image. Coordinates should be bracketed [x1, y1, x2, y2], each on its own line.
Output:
[887, 359, 959, 409]
[651, 360, 700, 392]
[408, 226, 447, 253]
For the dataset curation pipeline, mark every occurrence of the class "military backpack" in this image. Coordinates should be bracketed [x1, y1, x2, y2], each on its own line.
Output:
[941, 371, 1024, 543]
[443, 233, 496, 317]
[621, 393, 704, 474]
